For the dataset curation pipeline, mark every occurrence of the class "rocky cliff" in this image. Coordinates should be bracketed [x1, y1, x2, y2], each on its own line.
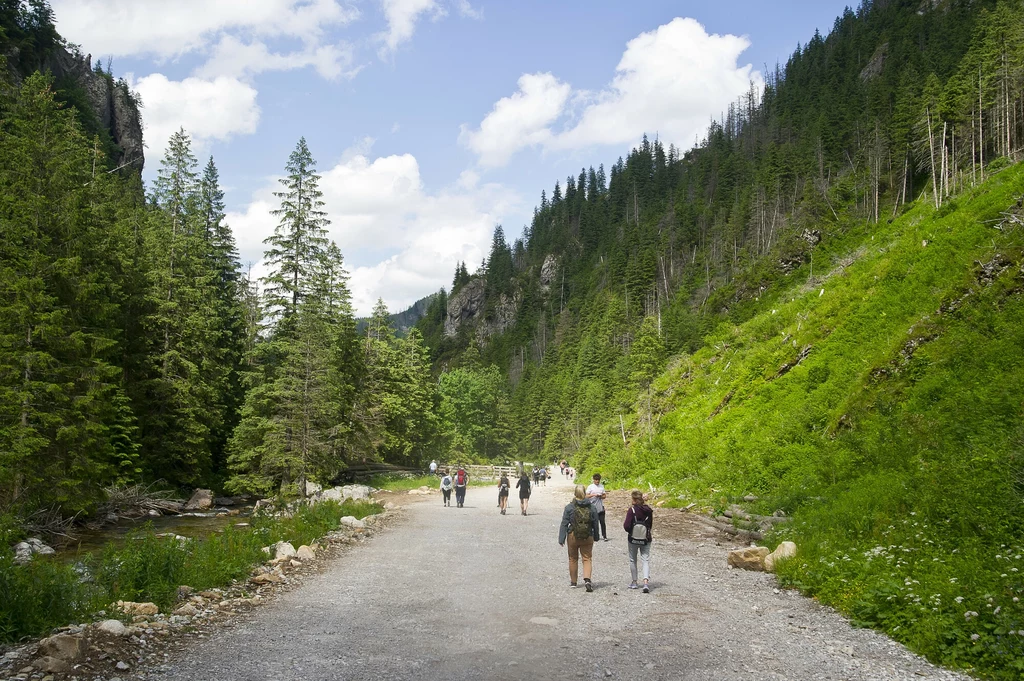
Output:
[3, 40, 145, 173]
[444, 277, 519, 341]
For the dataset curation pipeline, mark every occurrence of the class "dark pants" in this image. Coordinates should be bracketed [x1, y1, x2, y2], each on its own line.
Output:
[455, 486, 466, 506]
[598, 510, 607, 540]
[442, 489, 451, 504]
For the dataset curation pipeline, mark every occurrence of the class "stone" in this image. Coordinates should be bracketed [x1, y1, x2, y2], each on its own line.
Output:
[12, 538, 55, 565]
[289, 560, 302, 567]
[275, 542, 297, 560]
[115, 660, 130, 671]
[764, 541, 798, 573]
[96, 619, 127, 636]
[177, 585, 195, 599]
[302, 480, 322, 496]
[183, 489, 214, 511]
[117, 601, 159, 616]
[339, 516, 366, 530]
[37, 634, 83, 663]
[341, 484, 371, 501]
[539, 254, 558, 291]
[35, 657, 69, 674]
[727, 546, 770, 571]
[296, 545, 315, 561]
[172, 604, 198, 617]
[250, 573, 282, 585]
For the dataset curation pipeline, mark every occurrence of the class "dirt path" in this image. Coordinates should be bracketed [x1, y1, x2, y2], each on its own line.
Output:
[139, 476, 968, 681]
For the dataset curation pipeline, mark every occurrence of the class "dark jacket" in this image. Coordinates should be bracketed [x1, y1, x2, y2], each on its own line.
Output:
[558, 499, 600, 544]
[623, 503, 653, 543]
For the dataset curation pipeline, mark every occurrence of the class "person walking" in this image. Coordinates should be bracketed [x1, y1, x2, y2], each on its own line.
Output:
[558, 485, 600, 591]
[624, 490, 654, 592]
[516, 472, 532, 515]
[539, 466, 547, 486]
[453, 466, 468, 508]
[429, 460, 438, 475]
[497, 473, 510, 514]
[586, 473, 609, 541]
[439, 470, 453, 507]
[532, 466, 540, 486]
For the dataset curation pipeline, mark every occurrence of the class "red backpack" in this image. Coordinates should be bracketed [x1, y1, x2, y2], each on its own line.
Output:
[455, 470, 467, 486]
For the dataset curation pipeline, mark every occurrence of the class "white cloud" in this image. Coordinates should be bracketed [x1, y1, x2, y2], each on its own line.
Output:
[459, 72, 571, 168]
[51, 0, 359, 59]
[462, 17, 761, 167]
[194, 35, 359, 81]
[227, 151, 520, 315]
[376, 0, 443, 57]
[133, 74, 260, 157]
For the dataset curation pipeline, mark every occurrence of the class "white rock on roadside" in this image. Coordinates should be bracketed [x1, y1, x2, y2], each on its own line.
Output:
[339, 516, 366, 530]
[275, 542, 297, 560]
[117, 601, 159, 616]
[764, 541, 798, 573]
[296, 545, 315, 561]
[727, 546, 770, 571]
[95, 620, 127, 636]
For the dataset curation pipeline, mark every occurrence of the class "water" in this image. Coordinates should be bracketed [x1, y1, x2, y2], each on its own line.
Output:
[60, 507, 254, 558]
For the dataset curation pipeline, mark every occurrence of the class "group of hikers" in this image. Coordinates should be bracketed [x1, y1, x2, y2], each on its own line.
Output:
[431, 461, 653, 592]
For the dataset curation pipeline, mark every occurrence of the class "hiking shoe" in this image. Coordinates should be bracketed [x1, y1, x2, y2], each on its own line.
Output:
[628, 582, 638, 589]
[570, 582, 578, 588]
[642, 584, 650, 593]
[585, 581, 593, 593]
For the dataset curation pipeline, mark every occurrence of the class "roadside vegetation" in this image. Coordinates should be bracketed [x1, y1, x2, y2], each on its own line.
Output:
[0, 499, 381, 643]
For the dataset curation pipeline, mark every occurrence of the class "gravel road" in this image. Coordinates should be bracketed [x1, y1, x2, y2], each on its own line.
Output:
[140, 476, 970, 681]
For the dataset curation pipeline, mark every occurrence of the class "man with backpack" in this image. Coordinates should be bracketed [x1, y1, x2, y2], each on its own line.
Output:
[439, 470, 453, 507]
[557, 485, 601, 591]
[453, 466, 469, 508]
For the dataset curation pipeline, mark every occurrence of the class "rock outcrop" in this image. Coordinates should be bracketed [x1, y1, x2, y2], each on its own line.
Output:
[184, 489, 214, 511]
[540, 254, 558, 292]
[42, 47, 145, 172]
[444, 277, 519, 339]
[13, 538, 55, 564]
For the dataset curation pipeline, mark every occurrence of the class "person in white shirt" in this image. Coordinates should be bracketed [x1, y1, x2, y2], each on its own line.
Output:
[429, 460, 438, 475]
[586, 474, 609, 541]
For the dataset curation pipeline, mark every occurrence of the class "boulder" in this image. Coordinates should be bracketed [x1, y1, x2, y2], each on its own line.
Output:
[38, 634, 83, 663]
[183, 489, 214, 511]
[12, 538, 55, 565]
[172, 604, 198, 617]
[341, 484, 371, 501]
[95, 619, 127, 636]
[340, 516, 366, 530]
[35, 656, 69, 674]
[764, 541, 798, 573]
[727, 546, 770, 571]
[275, 542, 297, 560]
[296, 545, 315, 561]
[117, 601, 159, 616]
[302, 481, 322, 496]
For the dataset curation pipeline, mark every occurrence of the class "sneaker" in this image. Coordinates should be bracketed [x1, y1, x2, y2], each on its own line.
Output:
[603, 537, 611, 542]
[570, 583, 578, 588]
[585, 581, 593, 593]
[628, 582, 638, 590]
[642, 584, 650, 593]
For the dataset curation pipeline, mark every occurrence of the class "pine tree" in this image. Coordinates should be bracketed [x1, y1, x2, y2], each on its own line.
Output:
[262, 137, 330, 325]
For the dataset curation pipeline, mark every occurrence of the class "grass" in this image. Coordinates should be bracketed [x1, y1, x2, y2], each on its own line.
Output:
[0, 498, 382, 642]
[367, 474, 438, 491]
[580, 163, 1024, 679]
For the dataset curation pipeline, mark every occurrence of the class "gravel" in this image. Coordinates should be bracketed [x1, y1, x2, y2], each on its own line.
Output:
[137, 477, 971, 681]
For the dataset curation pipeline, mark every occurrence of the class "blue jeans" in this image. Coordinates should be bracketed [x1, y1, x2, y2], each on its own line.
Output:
[628, 542, 651, 582]
[455, 486, 466, 506]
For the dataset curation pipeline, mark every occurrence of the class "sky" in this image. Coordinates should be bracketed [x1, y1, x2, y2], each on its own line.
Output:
[51, 0, 851, 315]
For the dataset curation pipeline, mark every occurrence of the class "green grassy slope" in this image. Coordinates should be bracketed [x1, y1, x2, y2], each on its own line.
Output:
[582, 164, 1024, 678]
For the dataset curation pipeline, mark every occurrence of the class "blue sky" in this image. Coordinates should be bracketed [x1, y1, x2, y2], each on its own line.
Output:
[52, 0, 851, 314]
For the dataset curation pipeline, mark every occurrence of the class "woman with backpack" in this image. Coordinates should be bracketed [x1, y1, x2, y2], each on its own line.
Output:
[439, 470, 453, 507]
[557, 485, 601, 591]
[516, 472, 532, 515]
[623, 490, 654, 593]
[453, 466, 468, 508]
[497, 474, 510, 514]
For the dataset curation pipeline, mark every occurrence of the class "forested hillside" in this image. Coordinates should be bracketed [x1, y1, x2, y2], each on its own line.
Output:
[414, 0, 1024, 676]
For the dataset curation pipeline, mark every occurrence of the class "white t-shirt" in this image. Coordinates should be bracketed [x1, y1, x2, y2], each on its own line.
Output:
[586, 483, 606, 513]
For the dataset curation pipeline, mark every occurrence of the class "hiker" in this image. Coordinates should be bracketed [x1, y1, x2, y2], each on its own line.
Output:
[623, 490, 654, 592]
[586, 473, 609, 541]
[439, 470, 453, 507]
[429, 460, 438, 475]
[497, 473, 510, 514]
[454, 466, 468, 508]
[558, 485, 600, 591]
[539, 466, 547, 486]
[516, 471, 532, 515]
[532, 466, 540, 486]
